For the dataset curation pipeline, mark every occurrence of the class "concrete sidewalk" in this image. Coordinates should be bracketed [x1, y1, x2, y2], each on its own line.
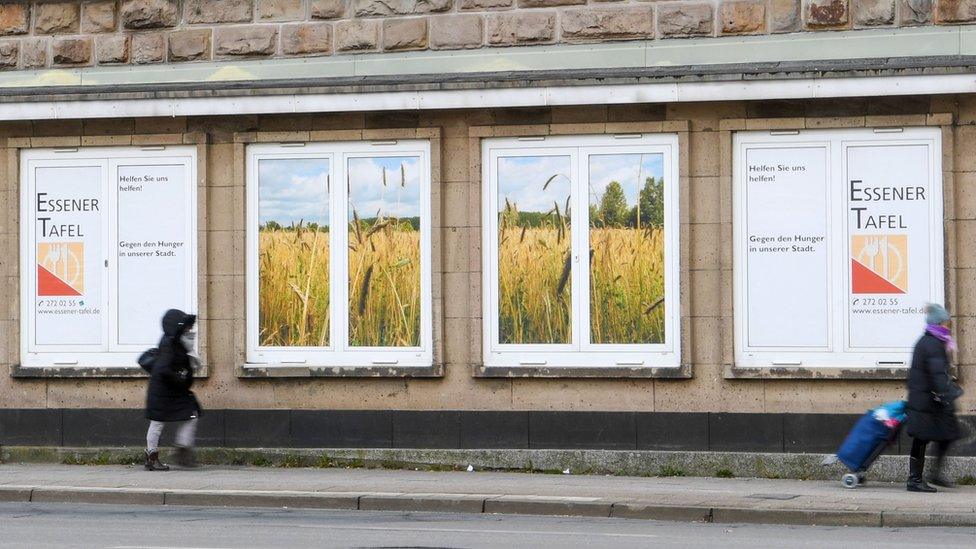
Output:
[1, 464, 974, 528]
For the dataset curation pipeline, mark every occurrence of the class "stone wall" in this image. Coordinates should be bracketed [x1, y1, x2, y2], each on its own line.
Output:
[0, 0, 963, 70]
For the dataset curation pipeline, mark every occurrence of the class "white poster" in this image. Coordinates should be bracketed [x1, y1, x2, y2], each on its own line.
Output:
[846, 144, 932, 349]
[116, 164, 190, 345]
[745, 146, 830, 348]
[32, 165, 104, 346]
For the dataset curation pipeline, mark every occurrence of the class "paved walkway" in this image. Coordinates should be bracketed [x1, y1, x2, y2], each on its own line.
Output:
[1, 464, 974, 527]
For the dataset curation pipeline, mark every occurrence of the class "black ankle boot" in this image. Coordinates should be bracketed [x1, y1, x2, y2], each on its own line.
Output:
[175, 446, 197, 468]
[144, 449, 170, 471]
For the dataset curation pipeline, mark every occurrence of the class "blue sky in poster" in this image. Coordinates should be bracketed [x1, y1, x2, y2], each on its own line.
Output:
[587, 153, 664, 207]
[347, 156, 421, 220]
[258, 158, 330, 226]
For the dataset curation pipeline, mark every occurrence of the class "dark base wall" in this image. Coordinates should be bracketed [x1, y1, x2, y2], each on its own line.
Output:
[1, 410, 974, 456]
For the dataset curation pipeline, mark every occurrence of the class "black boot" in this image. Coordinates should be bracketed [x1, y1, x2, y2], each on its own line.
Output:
[175, 446, 197, 468]
[926, 455, 955, 488]
[907, 456, 935, 492]
[144, 449, 170, 471]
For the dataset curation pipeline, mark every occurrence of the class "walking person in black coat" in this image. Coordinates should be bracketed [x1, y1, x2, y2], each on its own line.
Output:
[905, 303, 962, 492]
[144, 309, 201, 471]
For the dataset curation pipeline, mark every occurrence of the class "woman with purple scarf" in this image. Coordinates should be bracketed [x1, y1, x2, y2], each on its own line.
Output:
[905, 303, 963, 492]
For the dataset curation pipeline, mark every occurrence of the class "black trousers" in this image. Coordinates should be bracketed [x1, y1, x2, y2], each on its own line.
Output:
[909, 437, 951, 477]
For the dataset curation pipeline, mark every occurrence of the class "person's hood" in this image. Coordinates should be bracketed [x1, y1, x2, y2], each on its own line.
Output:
[161, 309, 196, 339]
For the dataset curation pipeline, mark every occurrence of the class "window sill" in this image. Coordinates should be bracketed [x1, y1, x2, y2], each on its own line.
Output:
[10, 364, 210, 379]
[724, 365, 908, 380]
[474, 364, 691, 379]
[237, 363, 444, 378]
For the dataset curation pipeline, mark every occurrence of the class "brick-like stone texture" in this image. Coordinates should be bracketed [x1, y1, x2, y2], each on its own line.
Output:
[461, 0, 514, 9]
[131, 32, 166, 63]
[82, 1, 118, 33]
[168, 29, 211, 61]
[96, 34, 130, 64]
[185, 0, 253, 24]
[806, 0, 851, 27]
[487, 12, 556, 45]
[257, 0, 307, 21]
[430, 14, 483, 49]
[383, 18, 428, 50]
[20, 37, 47, 68]
[35, 2, 80, 35]
[282, 22, 334, 55]
[121, 0, 178, 29]
[216, 26, 279, 56]
[311, 0, 347, 18]
[335, 19, 380, 51]
[720, 0, 766, 34]
[355, 0, 454, 16]
[902, 0, 933, 23]
[561, 7, 653, 40]
[0, 4, 30, 36]
[519, 0, 584, 6]
[770, 0, 802, 32]
[0, 40, 19, 68]
[937, 0, 976, 22]
[52, 36, 92, 65]
[658, 3, 715, 37]
[853, 0, 895, 25]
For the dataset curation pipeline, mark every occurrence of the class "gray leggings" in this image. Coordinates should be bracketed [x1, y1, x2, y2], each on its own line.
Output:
[146, 418, 197, 451]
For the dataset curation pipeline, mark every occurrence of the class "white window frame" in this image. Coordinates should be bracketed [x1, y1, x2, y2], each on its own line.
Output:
[245, 140, 433, 368]
[733, 127, 944, 369]
[482, 134, 681, 369]
[19, 146, 198, 368]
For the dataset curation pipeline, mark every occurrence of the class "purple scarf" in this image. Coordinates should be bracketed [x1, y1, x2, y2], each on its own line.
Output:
[926, 324, 956, 352]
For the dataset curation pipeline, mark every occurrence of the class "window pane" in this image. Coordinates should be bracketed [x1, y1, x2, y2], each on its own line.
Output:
[258, 159, 331, 347]
[497, 156, 572, 344]
[347, 156, 422, 347]
[588, 153, 666, 344]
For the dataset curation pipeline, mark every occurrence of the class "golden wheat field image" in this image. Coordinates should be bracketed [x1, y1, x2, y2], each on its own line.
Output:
[257, 156, 422, 348]
[496, 153, 666, 345]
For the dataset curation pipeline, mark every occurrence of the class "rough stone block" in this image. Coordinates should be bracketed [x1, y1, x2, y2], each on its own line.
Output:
[720, 0, 766, 34]
[0, 4, 30, 36]
[852, 0, 894, 25]
[96, 34, 130, 64]
[82, 1, 117, 32]
[34, 2, 80, 34]
[20, 37, 47, 68]
[354, 0, 453, 16]
[937, 0, 976, 22]
[184, 0, 253, 24]
[430, 15, 483, 49]
[311, 0, 347, 18]
[770, 0, 802, 31]
[335, 19, 380, 51]
[461, 0, 513, 9]
[383, 18, 428, 51]
[487, 12, 556, 45]
[0, 40, 17, 69]
[561, 7, 654, 40]
[519, 0, 584, 6]
[282, 23, 333, 55]
[806, 0, 850, 27]
[52, 37, 91, 65]
[168, 29, 211, 62]
[257, 0, 306, 21]
[215, 26, 278, 57]
[901, 0, 932, 23]
[132, 32, 166, 64]
[121, 0, 178, 29]
[658, 3, 715, 37]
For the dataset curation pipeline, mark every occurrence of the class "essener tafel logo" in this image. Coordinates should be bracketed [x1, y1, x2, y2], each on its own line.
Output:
[851, 235, 908, 295]
[37, 242, 84, 296]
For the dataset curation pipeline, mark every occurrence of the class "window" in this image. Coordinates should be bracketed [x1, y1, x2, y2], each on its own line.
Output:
[20, 147, 198, 368]
[482, 135, 680, 369]
[246, 141, 432, 367]
[733, 127, 944, 369]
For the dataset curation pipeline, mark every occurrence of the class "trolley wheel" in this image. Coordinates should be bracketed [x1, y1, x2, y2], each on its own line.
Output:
[841, 473, 859, 489]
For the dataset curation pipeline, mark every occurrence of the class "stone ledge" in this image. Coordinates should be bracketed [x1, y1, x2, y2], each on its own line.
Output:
[9, 364, 210, 379]
[237, 363, 444, 378]
[474, 364, 692, 379]
[724, 365, 908, 380]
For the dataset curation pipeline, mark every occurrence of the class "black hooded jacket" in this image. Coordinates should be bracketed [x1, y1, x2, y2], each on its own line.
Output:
[145, 309, 200, 422]
[905, 332, 960, 442]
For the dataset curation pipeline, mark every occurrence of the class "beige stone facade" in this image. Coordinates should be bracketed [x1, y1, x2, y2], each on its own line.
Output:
[1, 97, 974, 416]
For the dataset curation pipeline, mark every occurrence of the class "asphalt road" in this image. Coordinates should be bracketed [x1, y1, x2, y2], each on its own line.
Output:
[1, 502, 974, 549]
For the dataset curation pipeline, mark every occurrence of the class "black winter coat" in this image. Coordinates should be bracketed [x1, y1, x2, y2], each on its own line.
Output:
[905, 332, 960, 442]
[145, 309, 200, 422]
